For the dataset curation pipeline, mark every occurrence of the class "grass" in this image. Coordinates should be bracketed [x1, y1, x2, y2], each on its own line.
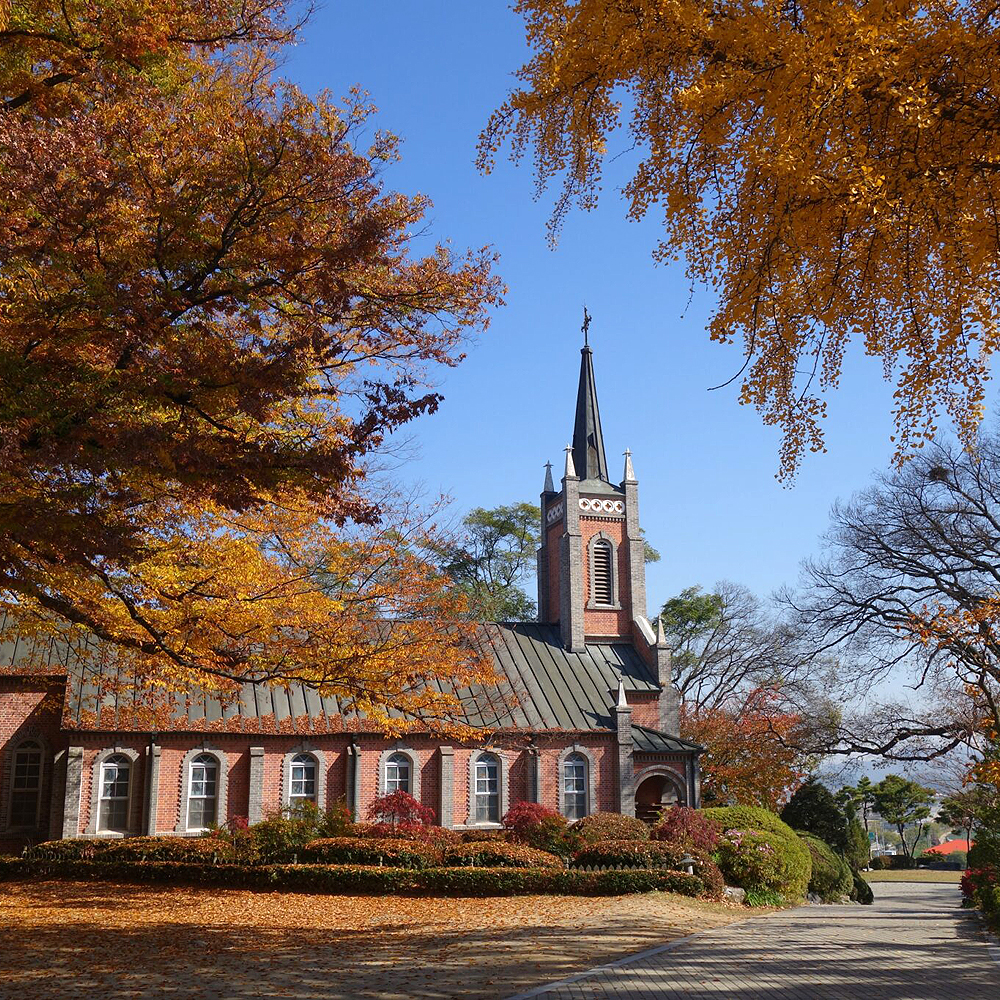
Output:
[863, 869, 963, 883]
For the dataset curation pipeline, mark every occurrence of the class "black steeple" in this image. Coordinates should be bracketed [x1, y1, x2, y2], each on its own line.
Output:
[572, 342, 609, 483]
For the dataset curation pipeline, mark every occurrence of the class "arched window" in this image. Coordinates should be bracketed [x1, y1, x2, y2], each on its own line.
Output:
[591, 538, 614, 605]
[187, 753, 218, 830]
[289, 753, 316, 805]
[562, 753, 588, 820]
[474, 754, 500, 823]
[385, 752, 411, 795]
[98, 754, 131, 832]
[9, 741, 42, 828]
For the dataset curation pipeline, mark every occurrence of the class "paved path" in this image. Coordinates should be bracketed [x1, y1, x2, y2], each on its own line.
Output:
[508, 882, 1000, 1000]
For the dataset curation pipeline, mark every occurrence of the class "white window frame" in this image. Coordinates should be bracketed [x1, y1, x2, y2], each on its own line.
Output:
[281, 746, 327, 813]
[465, 749, 509, 827]
[175, 747, 228, 834]
[557, 744, 597, 820]
[86, 746, 140, 837]
[377, 746, 420, 800]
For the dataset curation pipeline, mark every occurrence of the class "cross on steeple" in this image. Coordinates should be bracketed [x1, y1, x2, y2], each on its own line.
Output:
[581, 305, 592, 347]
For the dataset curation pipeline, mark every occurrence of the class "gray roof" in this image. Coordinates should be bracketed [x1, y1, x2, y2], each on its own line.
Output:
[632, 725, 703, 754]
[1, 618, 674, 739]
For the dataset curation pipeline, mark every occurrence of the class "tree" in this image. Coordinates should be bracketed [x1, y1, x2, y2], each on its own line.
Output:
[659, 582, 813, 712]
[680, 688, 809, 810]
[872, 775, 935, 861]
[430, 504, 540, 621]
[481, 1, 1000, 478]
[787, 433, 1000, 759]
[0, 2, 500, 722]
[938, 789, 986, 847]
[781, 778, 849, 854]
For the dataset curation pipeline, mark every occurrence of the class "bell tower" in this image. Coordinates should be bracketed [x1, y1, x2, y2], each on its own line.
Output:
[536, 334, 648, 651]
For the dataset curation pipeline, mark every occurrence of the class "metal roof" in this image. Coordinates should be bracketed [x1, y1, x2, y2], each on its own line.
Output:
[1, 619, 667, 737]
[632, 725, 703, 754]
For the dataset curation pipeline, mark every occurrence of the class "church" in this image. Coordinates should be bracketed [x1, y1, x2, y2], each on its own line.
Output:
[0, 340, 701, 853]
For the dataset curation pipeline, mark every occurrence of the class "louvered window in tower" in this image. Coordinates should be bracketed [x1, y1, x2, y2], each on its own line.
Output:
[592, 539, 613, 605]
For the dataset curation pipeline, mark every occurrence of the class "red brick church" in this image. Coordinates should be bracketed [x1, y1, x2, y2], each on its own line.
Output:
[0, 341, 701, 852]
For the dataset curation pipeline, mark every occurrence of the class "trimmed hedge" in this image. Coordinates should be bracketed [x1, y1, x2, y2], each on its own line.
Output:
[28, 837, 235, 863]
[350, 823, 462, 845]
[302, 838, 441, 869]
[460, 829, 507, 843]
[570, 812, 649, 845]
[570, 840, 725, 899]
[798, 833, 853, 902]
[572, 839, 687, 869]
[442, 841, 563, 869]
[0, 857, 704, 898]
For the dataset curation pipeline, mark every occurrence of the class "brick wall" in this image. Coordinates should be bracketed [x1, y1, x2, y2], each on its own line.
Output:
[580, 516, 631, 638]
[0, 677, 66, 853]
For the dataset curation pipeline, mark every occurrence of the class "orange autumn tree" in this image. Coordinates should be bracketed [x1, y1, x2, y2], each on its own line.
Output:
[0, 1, 501, 727]
[681, 688, 809, 809]
[482, 1, 1000, 478]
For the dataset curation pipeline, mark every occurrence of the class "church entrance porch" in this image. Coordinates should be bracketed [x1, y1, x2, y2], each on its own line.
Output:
[634, 770, 685, 824]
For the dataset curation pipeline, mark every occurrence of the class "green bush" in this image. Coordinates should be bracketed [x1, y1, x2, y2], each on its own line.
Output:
[714, 827, 811, 901]
[442, 841, 562, 869]
[0, 857, 706, 898]
[570, 812, 649, 846]
[868, 855, 884, 870]
[878, 854, 917, 870]
[702, 806, 800, 841]
[302, 837, 441, 869]
[851, 871, 874, 904]
[969, 839, 1000, 870]
[798, 833, 853, 902]
[248, 801, 353, 862]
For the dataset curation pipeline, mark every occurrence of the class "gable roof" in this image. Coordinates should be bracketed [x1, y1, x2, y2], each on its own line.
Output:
[1, 619, 668, 738]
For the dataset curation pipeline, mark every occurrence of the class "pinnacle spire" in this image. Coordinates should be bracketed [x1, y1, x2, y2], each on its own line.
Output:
[563, 443, 577, 479]
[572, 335, 609, 482]
[623, 447, 636, 483]
[543, 461, 554, 493]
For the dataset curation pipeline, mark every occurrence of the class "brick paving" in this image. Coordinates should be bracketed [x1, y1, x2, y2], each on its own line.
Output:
[508, 882, 1000, 1000]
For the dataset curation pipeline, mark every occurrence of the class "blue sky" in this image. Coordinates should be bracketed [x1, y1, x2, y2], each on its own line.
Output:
[286, 3, 931, 613]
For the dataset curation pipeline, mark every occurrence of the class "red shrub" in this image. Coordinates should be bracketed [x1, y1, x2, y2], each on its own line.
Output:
[366, 791, 435, 827]
[651, 806, 720, 853]
[502, 802, 569, 853]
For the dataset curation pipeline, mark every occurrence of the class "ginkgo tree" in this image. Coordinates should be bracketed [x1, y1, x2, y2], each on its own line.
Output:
[0, 1, 502, 729]
[481, 0, 1000, 478]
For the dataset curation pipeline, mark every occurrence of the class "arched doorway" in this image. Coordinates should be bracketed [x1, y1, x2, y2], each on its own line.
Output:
[634, 768, 686, 824]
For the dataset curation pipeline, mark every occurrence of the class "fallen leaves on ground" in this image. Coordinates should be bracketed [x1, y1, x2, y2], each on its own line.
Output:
[0, 880, 745, 1000]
